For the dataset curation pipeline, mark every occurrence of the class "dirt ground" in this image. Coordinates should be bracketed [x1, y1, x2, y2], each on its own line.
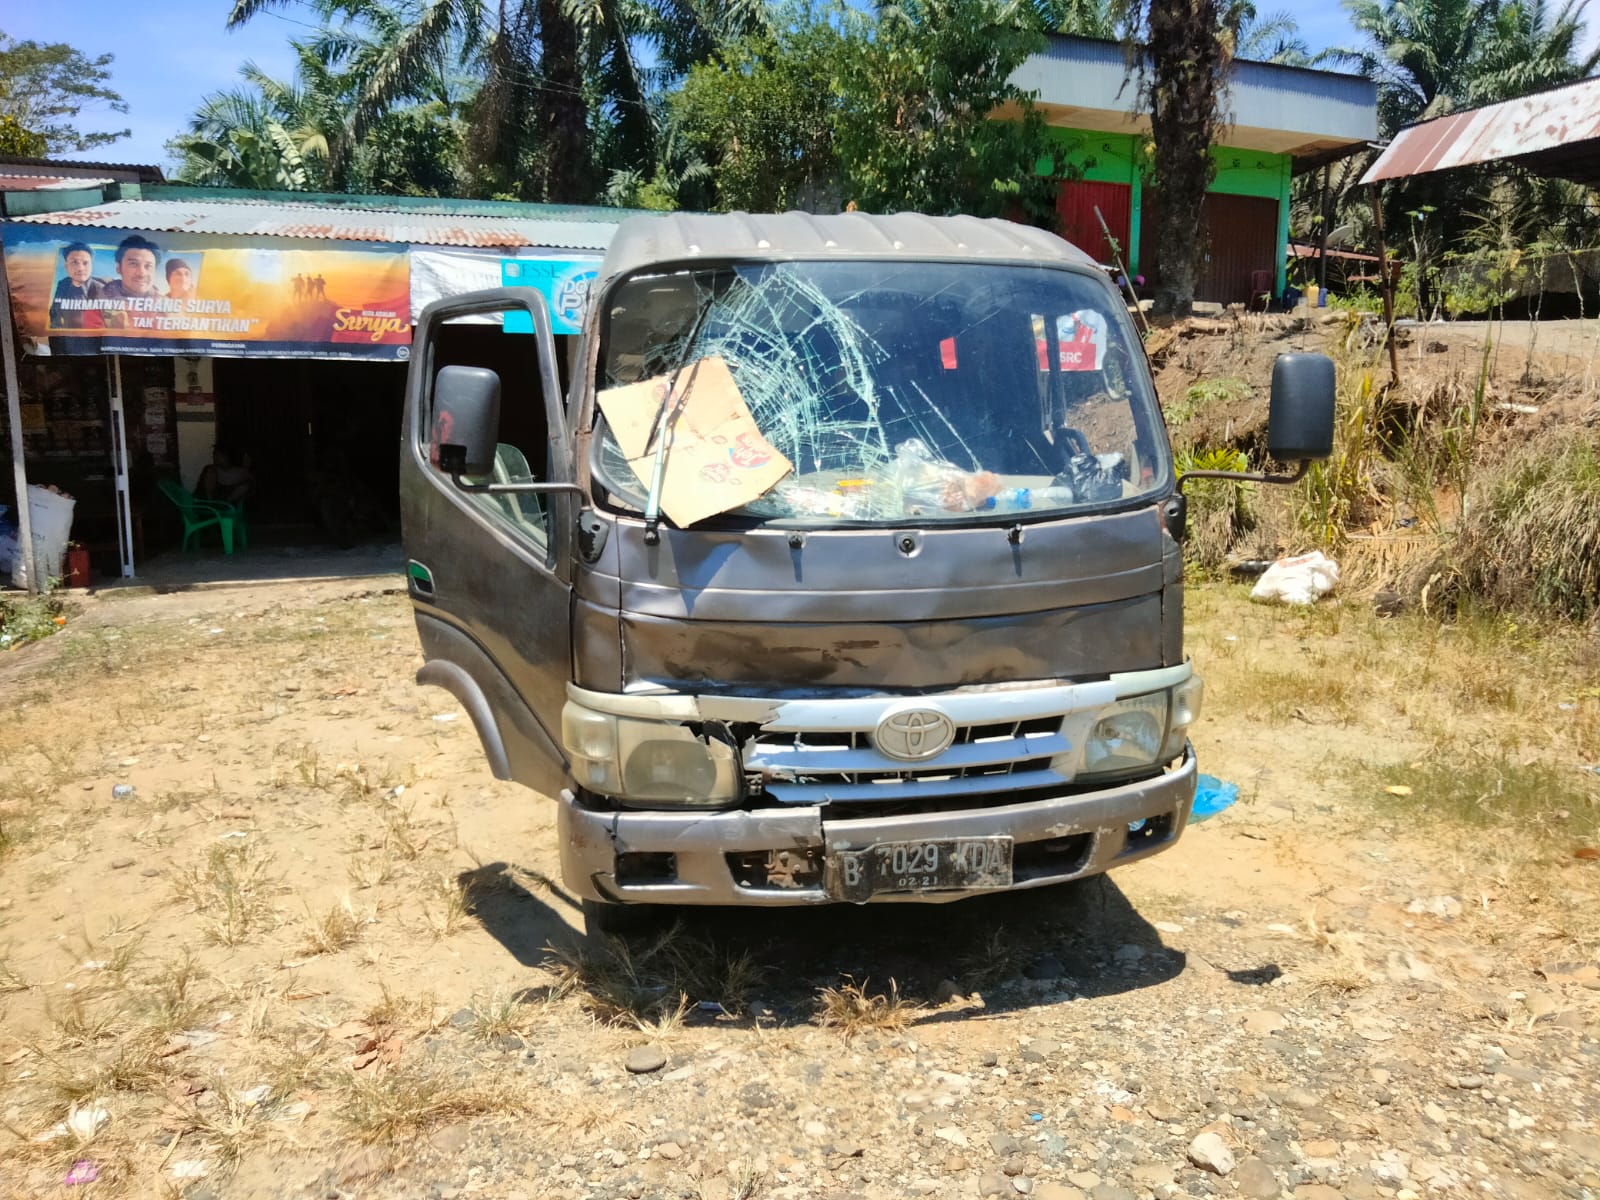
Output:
[1, 575, 1598, 1200]
[1154, 313, 1600, 464]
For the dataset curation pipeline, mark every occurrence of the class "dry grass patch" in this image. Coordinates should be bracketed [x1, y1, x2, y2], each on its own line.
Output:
[361, 985, 441, 1030]
[1344, 752, 1599, 845]
[464, 990, 533, 1041]
[0, 952, 28, 994]
[815, 977, 921, 1039]
[333, 1064, 531, 1144]
[420, 871, 476, 939]
[546, 923, 766, 1026]
[300, 895, 363, 956]
[170, 841, 280, 946]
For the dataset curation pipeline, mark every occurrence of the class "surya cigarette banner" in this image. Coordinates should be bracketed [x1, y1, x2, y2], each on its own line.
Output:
[3, 224, 412, 360]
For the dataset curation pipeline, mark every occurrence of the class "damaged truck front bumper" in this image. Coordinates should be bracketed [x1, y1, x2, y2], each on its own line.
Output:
[558, 746, 1198, 906]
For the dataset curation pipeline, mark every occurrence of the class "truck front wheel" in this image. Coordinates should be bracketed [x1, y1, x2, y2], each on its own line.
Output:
[581, 897, 659, 939]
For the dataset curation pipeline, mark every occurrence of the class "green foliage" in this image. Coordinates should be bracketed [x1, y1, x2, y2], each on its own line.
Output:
[1297, 360, 1380, 549]
[1174, 446, 1254, 568]
[1048, 0, 1119, 37]
[1456, 432, 1600, 621]
[673, 0, 1067, 222]
[674, 9, 840, 212]
[1384, 334, 1489, 539]
[1184, 377, 1250, 406]
[1305, 0, 1600, 314]
[0, 31, 129, 155]
[0, 113, 46, 157]
[212, 0, 764, 203]
[832, 0, 1065, 222]
[0, 588, 66, 651]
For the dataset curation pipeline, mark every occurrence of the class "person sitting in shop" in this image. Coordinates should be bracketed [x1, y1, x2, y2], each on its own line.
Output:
[197, 444, 255, 506]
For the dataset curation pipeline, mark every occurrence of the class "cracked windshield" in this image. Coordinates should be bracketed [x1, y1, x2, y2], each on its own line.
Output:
[596, 260, 1169, 525]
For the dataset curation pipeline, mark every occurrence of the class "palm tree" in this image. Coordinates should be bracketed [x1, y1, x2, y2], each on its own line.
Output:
[224, 0, 766, 202]
[171, 81, 321, 190]
[1050, 0, 1119, 37]
[1330, 0, 1593, 132]
[1468, 0, 1600, 107]
[1229, 6, 1313, 64]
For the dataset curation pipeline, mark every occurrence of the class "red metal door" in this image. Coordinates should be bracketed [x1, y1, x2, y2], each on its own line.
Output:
[1056, 180, 1132, 267]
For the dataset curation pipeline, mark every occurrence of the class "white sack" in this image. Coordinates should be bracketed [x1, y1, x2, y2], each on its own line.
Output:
[1250, 550, 1339, 606]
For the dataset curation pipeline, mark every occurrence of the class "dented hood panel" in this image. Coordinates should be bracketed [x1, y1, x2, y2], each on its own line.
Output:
[577, 505, 1165, 623]
[573, 505, 1171, 692]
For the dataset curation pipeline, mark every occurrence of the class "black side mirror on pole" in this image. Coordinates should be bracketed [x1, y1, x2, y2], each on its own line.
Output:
[431, 364, 501, 477]
[431, 362, 587, 502]
[1267, 353, 1337, 463]
[1172, 353, 1337, 526]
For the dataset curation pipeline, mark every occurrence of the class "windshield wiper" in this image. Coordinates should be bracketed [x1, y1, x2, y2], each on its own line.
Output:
[642, 296, 716, 545]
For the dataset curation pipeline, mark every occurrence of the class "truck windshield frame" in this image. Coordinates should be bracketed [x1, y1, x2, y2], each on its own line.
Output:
[591, 257, 1171, 528]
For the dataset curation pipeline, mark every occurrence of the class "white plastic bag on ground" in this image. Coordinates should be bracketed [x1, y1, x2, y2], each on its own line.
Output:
[1250, 550, 1339, 606]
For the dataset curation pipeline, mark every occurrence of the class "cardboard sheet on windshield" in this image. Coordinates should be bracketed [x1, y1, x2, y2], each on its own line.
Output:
[597, 355, 792, 528]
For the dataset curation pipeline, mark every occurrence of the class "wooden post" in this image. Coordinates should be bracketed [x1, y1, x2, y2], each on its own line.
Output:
[1317, 164, 1330, 292]
[1370, 184, 1401, 390]
[0, 230, 40, 592]
[1095, 205, 1151, 338]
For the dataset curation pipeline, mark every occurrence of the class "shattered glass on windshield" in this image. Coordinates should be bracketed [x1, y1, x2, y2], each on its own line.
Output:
[595, 259, 1167, 526]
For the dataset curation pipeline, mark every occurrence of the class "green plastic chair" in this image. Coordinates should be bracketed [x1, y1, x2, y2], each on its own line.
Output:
[157, 478, 249, 554]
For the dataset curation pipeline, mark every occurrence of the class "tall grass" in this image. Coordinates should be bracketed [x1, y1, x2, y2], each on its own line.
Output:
[1297, 355, 1382, 548]
[1455, 433, 1600, 621]
[1175, 446, 1254, 569]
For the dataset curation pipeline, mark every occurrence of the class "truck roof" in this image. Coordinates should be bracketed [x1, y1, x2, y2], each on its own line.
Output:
[599, 210, 1097, 288]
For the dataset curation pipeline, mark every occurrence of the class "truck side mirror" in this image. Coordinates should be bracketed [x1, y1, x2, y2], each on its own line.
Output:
[431, 365, 501, 476]
[1267, 353, 1336, 462]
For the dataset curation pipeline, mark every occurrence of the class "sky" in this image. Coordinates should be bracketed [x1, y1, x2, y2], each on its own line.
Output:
[4, 1, 1591, 173]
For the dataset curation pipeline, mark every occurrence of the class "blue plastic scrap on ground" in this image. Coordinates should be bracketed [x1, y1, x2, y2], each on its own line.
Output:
[1191, 774, 1240, 823]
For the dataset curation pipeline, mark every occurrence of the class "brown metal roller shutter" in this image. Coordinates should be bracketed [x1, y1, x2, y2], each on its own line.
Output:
[1139, 190, 1280, 305]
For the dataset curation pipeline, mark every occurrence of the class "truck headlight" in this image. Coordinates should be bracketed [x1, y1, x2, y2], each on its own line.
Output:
[561, 702, 741, 808]
[1163, 675, 1203, 761]
[1081, 692, 1169, 777]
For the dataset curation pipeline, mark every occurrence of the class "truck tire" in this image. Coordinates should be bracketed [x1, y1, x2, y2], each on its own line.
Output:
[581, 897, 658, 938]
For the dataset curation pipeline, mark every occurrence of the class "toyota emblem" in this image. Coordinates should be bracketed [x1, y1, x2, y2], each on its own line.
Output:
[874, 706, 956, 761]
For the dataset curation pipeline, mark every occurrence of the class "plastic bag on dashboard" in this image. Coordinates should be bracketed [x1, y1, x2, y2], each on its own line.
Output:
[1052, 450, 1128, 503]
[889, 439, 1000, 514]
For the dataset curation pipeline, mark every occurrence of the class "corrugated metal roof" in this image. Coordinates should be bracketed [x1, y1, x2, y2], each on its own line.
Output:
[0, 174, 116, 192]
[143, 184, 637, 223]
[10, 198, 619, 249]
[600, 210, 1095, 293]
[1362, 77, 1600, 187]
[1015, 34, 1378, 160]
[0, 154, 164, 183]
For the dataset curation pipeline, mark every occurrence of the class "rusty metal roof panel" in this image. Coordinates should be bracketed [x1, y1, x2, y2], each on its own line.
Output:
[0, 174, 116, 192]
[1361, 77, 1600, 186]
[9, 198, 619, 249]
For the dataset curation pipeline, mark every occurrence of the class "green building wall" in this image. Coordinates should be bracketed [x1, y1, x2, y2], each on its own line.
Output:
[1043, 127, 1293, 295]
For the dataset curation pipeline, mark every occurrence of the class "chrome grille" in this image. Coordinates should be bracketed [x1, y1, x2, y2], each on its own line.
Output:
[747, 716, 1072, 805]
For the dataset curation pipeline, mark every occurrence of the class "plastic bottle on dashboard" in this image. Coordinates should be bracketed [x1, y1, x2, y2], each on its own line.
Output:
[1033, 485, 1075, 507]
[994, 487, 1031, 511]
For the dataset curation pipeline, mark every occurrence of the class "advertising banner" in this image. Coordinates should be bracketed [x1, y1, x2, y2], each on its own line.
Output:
[410, 248, 604, 333]
[501, 257, 601, 335]
[3, 224, 412, 360]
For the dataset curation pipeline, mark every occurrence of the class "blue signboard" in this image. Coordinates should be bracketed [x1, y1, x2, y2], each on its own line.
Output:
[502, 258, 600, 335]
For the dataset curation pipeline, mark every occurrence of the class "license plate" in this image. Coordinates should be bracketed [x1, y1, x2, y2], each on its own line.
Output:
[826, 837, 1014, 902]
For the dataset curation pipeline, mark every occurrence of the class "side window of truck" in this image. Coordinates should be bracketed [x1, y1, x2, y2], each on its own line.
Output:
[424, 317, 553, 548]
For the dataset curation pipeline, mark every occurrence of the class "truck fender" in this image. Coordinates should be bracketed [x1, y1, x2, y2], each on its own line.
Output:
[416, 659, 514, 780]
